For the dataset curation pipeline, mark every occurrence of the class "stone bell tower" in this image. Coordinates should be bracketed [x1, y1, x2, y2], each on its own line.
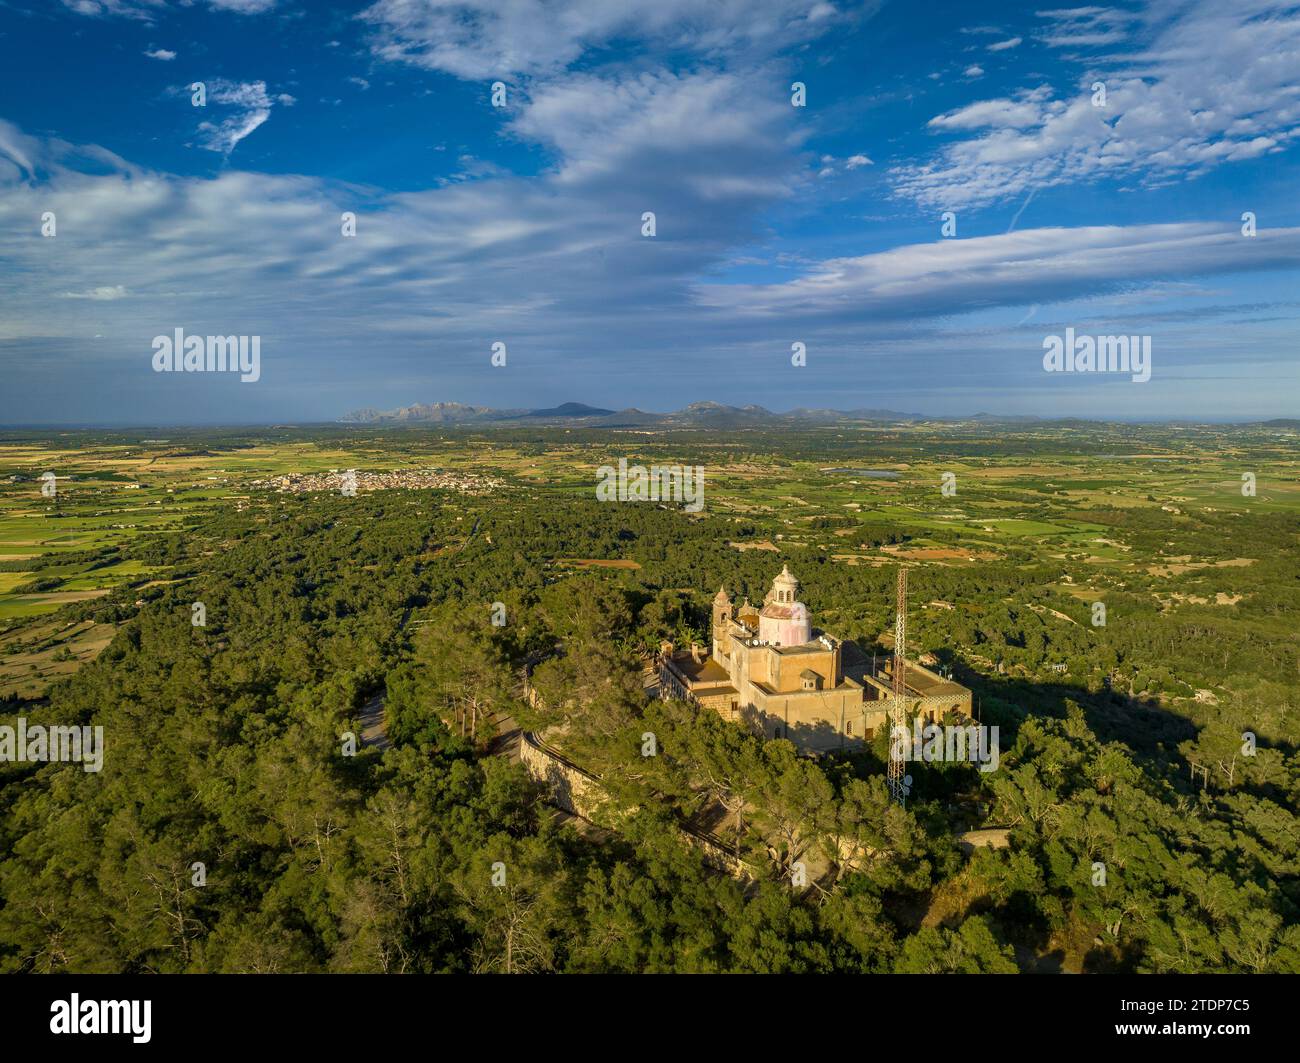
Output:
[711, 586, 732, 663]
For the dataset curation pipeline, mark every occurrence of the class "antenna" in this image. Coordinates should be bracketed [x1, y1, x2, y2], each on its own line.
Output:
[888, 567, 909, 805]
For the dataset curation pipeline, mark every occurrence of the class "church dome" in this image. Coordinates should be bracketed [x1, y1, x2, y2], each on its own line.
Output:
[758, 565, 812, 646]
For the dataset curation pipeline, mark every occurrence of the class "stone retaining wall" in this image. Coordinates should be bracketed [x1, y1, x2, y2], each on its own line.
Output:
[518, 730, 754, 880]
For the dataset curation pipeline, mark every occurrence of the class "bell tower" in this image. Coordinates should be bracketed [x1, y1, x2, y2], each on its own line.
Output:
[711, 586, 732, 663]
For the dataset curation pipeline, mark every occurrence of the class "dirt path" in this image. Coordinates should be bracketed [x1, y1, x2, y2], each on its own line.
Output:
[955, 827, 1010, 854]
[487, 705, 521, 761]
[358, 690, 389, 750]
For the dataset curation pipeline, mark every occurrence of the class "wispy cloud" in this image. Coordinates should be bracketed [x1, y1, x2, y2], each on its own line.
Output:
[694, 223, 1300, 322]
[1035, 5, 1138, 48]
[0, 67, 802, 358]
[358, 0, 845, 78]
[62, 285, 130, 300]
[63, 0, 277, 17]
[191, 79, 295, 156]
[892, 1, 1300, 209]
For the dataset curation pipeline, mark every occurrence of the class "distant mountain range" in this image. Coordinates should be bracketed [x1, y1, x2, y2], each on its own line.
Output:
[337, 402, 1300, 429]
[338, 400, 929, 427]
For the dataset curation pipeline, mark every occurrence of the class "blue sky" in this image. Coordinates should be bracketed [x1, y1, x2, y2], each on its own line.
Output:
[1, 0, 1298, 424]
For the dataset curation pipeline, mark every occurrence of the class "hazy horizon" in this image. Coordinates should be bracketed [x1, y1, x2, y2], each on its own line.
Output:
[2, 400, 1297, 431]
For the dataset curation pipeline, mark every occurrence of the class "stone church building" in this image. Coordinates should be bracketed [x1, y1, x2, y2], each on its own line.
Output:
[658, 565, 972, 754]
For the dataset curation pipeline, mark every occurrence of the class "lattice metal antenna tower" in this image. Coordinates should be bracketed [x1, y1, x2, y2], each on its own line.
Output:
[887, 566, 909, 805]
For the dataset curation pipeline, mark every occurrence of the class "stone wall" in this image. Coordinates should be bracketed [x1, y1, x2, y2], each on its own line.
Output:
[518, 730, 754, 880]
[518, 731, 609, 821]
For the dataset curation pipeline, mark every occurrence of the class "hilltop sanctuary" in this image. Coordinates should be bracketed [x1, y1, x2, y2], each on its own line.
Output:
[658, 565, 972, 753]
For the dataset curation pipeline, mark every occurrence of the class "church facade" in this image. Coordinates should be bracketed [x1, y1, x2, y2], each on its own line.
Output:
[658, 565, 973, 754]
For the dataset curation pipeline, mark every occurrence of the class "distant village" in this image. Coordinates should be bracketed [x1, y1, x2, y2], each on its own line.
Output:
[250, 468, 504, 495]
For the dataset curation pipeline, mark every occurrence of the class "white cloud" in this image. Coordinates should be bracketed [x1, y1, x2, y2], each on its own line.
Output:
[928, 87, 1052, 131]
[348, 77, 371, 90]
[0, 72, 801, 356]
[62, 0, 275, 16]
[358, 0, 847, 78]
[192, 80, 293, 155]
[0, 119, 40, 177]
[62, 285, 130, 300]
[1035, 6, 1138, 48]
[61, 0, 161, 15]
[507, 68, 801, 197]
[144, 48, 176, 61]
[964, 64, 984, 77]
[845, 154, 872, 168]
[1, 111, 1295, 421]
[987, 36, 1022, 51]
[893, 0, 1300, 210]
[694, 222, 1300, 321]
[209, 0, 276, 10]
